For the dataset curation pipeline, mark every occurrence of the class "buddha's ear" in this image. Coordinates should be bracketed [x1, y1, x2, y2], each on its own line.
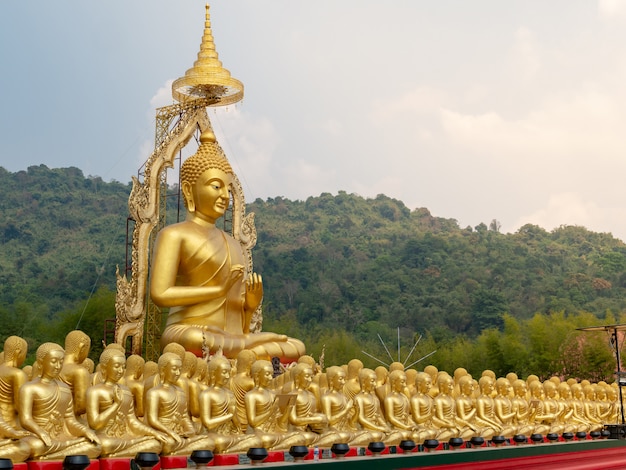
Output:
[182, 181, 195, 213]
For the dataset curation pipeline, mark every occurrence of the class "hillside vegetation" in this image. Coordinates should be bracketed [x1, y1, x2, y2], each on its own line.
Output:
[1, 165, 624, 380]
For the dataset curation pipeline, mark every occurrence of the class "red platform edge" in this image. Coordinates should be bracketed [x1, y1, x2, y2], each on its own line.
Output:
[27, 461, 99, 470]
[159, 456, 187, 469]
[412, 446, 626, 470]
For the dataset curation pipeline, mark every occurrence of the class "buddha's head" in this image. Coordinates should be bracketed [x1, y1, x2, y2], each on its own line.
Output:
[182, 351, 197, 377]
[292, 363, 313, 390]
[64, 330, 91, 362]
[158, 352, 182, 385]
[235, 349, 257, 374]
[251, 359, 273, 387]
[125, 355, 145, 379]
[36, 342, 64, 380]
[416, 371, 433, 394]
[458, 375, 474, 396]
[162, 342, 186, 362]
[346, 359, 364, 379]
[3, 335, 27, 366]
[389, 370, 407, 393]
[326, 366, 347, 391]
[99, 348, 126, 384]
[181, 130, 234, 219]
[208, 356, 231, 387]
[478, 375, 494, 395]
[358, 368, 376, 393]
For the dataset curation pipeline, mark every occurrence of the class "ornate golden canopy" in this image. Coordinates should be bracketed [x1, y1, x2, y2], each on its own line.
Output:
[171, 4, 244, 105]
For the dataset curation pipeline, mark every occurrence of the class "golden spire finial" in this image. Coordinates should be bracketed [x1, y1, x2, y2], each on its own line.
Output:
[172, 3, 244, 106]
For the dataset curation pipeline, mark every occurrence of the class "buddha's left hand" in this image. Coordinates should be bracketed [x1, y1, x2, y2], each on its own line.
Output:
[244, 272, 263, 311]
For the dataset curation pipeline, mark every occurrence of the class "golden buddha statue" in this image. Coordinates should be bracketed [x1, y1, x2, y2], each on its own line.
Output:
[354, 368, 403, 445]
[145, 352, 215, 456]
[510, 379, 534, 436]
[493, 378, 517, 438]
[231, 349, 257, 433]
[244, 359, 305, 450]
[288, 362, 341, 447]
[382, 370, 420, 443]
[124, 354, 146, 417]
[19, 342, 101, 460]
[199, 356, 261, 453]
[59, 330, 92, 416]
[321, 366, 373, 446]
[343, 359, 363, 400]
[409, 372, 438, 443]
[0, 336, 28, 428]
[526, 381, 550, 435]
[555, 382, 577, 434]
[471, 376, 501, 440]
[452, 375, 482, 441]
[539, 380, 564, 435]
[86, 348, 165, 457]
[432, 374, 463, 440]
[150, 130, 305, 361]
[0, 413, 31, 463]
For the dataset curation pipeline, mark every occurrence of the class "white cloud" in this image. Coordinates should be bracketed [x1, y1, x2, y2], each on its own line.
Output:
[511, 27, 541, 82]
[512, 192, 626, 241]
[598, 0, 626, 19]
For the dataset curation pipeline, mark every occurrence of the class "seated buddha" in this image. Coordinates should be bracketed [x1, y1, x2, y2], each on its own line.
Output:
[150, 130, 305, 361]
[18, 342, 101, 460]
[244, 359, 305, 450]
[86, 348, 165, 457]
[199, 356, 261, 453]
[145, 352, 215, 456]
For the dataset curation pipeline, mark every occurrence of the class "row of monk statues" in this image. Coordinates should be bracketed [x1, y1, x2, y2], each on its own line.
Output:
[0, 331, 621, 462]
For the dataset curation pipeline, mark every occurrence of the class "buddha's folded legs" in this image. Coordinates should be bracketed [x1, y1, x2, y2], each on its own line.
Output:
[162, 324, 305, 360]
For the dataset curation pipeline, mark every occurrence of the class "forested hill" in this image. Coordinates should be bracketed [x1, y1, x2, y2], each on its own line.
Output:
[1, 165, 625, 379]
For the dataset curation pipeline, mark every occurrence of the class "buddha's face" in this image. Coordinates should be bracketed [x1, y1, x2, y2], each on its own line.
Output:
[105, 354, 126, 384]
[42, 349, 64, 380]
[392, 373, 407, 393]
[497, 382, 510, 396]
[440, 377, 454, 395]
[362, 372, 376, 393]
[461, 380, 473, 396]
[331, 371, 346, 391]
[257, 364, 273, 387]
[163, 358, 182, 385]
[417, 376, 432, 394]
[215, 362, 231, 386]
[296, 367, 313, 390]
[189, 168, 232, 222]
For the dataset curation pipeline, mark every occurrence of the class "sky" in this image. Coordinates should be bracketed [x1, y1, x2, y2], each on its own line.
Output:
[2, 1, 626, 241]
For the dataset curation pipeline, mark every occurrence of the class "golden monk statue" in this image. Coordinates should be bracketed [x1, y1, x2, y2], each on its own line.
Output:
[382, 370, 420, 444]
[231, 349, 257, 433]
[472, 376, 502, 440]
[0, 336, 28, 427]
[288, 363, 340, 447]
[511, 379, 535, 436]
[244, 359, 305, 450]
[86, 348, 165, 457]
[432, 374, 464, 441]
[199, 356, 261, 453]
[321, 366, 373, 446]
[150, 130, 305, 361]
[145, 352, 215, 456]
[450, 375, 480, 441]
[409, 372, 438, 444]
[493, 378, 518, 438]
[354, 368, 405, 445]
[124, 355, 146, 417]
[59, 330, 92, 416]
[19, 342, 101, 460]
